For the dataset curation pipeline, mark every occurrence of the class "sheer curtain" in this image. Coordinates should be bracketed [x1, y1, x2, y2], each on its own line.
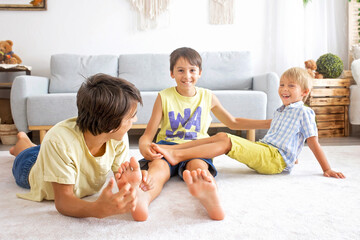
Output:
[263, 0, 348, 76]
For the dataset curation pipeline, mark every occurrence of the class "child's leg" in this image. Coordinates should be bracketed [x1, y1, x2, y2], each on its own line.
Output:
[151, 132, 232, 165]
[183, 167, 224, 220]
[153, 132, 229, 150]
[10, 132, 36, 157]
[122, 158, 171, 221]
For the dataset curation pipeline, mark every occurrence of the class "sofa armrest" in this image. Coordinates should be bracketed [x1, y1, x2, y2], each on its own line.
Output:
[10, 76, 49, 132]
[253, 72, 282, 119]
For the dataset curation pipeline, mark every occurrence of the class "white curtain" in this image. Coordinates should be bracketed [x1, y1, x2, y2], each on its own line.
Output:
[263, 0, 348, 76]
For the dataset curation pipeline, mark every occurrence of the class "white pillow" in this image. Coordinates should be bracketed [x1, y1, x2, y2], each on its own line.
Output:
[351, 58, 360, 85]
[352, 44, 360, 60]
[350, 85, 360, 125]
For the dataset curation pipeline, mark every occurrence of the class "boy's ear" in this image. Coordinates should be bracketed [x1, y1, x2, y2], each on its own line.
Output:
[302, 88, 310, 96]
[199, 69, 202, 77]
[170, 71, 175, 79]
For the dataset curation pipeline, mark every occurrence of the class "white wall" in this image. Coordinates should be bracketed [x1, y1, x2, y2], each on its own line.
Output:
[0, 0, 270, 77]
[0, 0, 347, 78]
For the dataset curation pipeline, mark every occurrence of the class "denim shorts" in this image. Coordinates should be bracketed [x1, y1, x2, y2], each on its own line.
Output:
[12, 145, 41, 189]
[138, 140, 217, 179]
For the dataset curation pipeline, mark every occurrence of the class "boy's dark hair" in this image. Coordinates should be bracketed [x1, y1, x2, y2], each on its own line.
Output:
[76, 73, 142, 135]
[170, 47, 202, 72]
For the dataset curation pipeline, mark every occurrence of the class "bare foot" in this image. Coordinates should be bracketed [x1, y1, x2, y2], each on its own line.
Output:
[295, 159, 299, 164]
[183, 169, 225, 220]
[9, 132, 36, 156]
[116, 157, 142, 188]
[151, 143, 180, 166]
[115, 157, 149, 221]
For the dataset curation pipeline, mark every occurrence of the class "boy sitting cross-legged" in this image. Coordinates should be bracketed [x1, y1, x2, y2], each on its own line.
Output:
[135, 47, 272, 221]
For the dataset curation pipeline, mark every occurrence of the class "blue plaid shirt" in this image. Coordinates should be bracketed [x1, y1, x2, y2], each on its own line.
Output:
[260, 101, 318, 171]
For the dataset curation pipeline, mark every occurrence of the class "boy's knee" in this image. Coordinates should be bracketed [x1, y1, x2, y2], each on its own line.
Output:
[185, 159, 208, 171]
[215, 132, 232, 152]
[148, 159, 170, 174]
[148, 159, 168, 169]
[215, 132, 228, 140]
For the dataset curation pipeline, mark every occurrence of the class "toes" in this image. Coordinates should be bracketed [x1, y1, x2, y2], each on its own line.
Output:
[129, 157, 140, 171]
[191, 170, 198, 182]
[183, 170, 193, 184]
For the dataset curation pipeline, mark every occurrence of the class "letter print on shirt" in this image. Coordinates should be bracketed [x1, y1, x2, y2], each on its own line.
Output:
[166, 107, 202, 140]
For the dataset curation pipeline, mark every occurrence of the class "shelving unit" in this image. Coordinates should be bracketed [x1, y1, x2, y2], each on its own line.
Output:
[306, 77, 351, 137]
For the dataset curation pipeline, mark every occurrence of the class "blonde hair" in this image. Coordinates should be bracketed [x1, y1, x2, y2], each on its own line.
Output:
[281, 67, 313, 102]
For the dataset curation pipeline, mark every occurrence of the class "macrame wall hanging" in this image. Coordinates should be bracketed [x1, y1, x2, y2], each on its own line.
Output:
[129, 0, 171, 30]
[209, 0, 234, 25]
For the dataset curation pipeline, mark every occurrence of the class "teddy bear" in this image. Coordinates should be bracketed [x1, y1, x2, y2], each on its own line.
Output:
[304, 59, 323, 79]
[0, 51, 5, 64]
[0, 40, 22, 64]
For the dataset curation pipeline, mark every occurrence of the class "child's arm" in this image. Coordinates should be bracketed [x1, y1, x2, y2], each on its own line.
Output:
[139, 94, 164, 160]
[52, 178, 136, 218]
[211, 94, 271, 130]
[306, 136, 345, 179]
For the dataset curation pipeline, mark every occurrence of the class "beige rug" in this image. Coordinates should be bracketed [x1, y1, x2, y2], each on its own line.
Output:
[0, 145, 359, 240]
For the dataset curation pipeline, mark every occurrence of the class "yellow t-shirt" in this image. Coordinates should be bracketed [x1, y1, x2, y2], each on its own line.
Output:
[17, 118, 129, 202]
[156, 87, 212, 144]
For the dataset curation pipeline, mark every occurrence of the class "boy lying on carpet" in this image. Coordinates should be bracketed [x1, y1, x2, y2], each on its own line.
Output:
[10, 73, 153, 218]
[151, 67, 346, 179]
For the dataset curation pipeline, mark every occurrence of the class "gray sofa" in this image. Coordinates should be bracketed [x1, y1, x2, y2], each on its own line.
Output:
[11, 52, 281, 141]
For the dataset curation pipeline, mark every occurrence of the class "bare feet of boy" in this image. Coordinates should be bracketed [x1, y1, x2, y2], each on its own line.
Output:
[151, 143, 179, 166]
[183, 169, 225, 220]
[9, 132, 36, 157]
[115, 157, 150, 221]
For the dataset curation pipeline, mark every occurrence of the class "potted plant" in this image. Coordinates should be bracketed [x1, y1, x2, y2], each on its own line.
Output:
[316, 53, 344, 79]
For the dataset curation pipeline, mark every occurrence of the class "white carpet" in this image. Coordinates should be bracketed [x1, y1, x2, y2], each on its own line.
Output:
[0, 145, 359, 240]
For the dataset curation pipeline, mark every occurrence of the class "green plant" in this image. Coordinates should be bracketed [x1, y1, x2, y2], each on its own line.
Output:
[316, 53, 344, 78]
[303, 0, 311, 6]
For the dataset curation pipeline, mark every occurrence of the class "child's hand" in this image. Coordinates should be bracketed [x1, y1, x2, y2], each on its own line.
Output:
[141, 144, 163, 160]
[323, 169, 345, 179]
[139, 170, 154, 191]
[96, 178, 137, 217]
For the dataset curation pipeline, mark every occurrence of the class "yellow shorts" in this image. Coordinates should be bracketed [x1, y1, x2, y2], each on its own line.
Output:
[226, 133, 286, 174]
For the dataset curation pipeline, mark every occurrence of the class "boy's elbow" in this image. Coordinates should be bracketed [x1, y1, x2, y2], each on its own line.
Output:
[225, 119, 239, 130]
[54, 200, 69, 217]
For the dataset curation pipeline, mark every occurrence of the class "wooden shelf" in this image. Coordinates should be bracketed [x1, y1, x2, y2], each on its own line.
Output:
[306, 78, 351, 137]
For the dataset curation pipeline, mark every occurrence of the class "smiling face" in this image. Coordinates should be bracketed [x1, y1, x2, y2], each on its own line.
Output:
[278, 76, 309, 106]
[170, 57, 202, 97]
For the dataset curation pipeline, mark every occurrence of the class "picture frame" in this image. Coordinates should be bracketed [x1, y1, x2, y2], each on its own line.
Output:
[0, 0, 46, 11]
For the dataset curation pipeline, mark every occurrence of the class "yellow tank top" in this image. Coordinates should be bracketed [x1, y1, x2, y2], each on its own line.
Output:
[156, 87, 212, 144]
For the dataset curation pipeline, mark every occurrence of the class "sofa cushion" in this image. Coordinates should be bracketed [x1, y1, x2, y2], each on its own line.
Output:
[49, 54, 119, 93]
[118, 51, 253, 92]
[134, 90, 266, 125]
[27, 94, 77, 126]
[136, 92, 159, 124]
[211, 90, 266, 122]
[118, 54, 175, 91]
[199, 51, 253, 90]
